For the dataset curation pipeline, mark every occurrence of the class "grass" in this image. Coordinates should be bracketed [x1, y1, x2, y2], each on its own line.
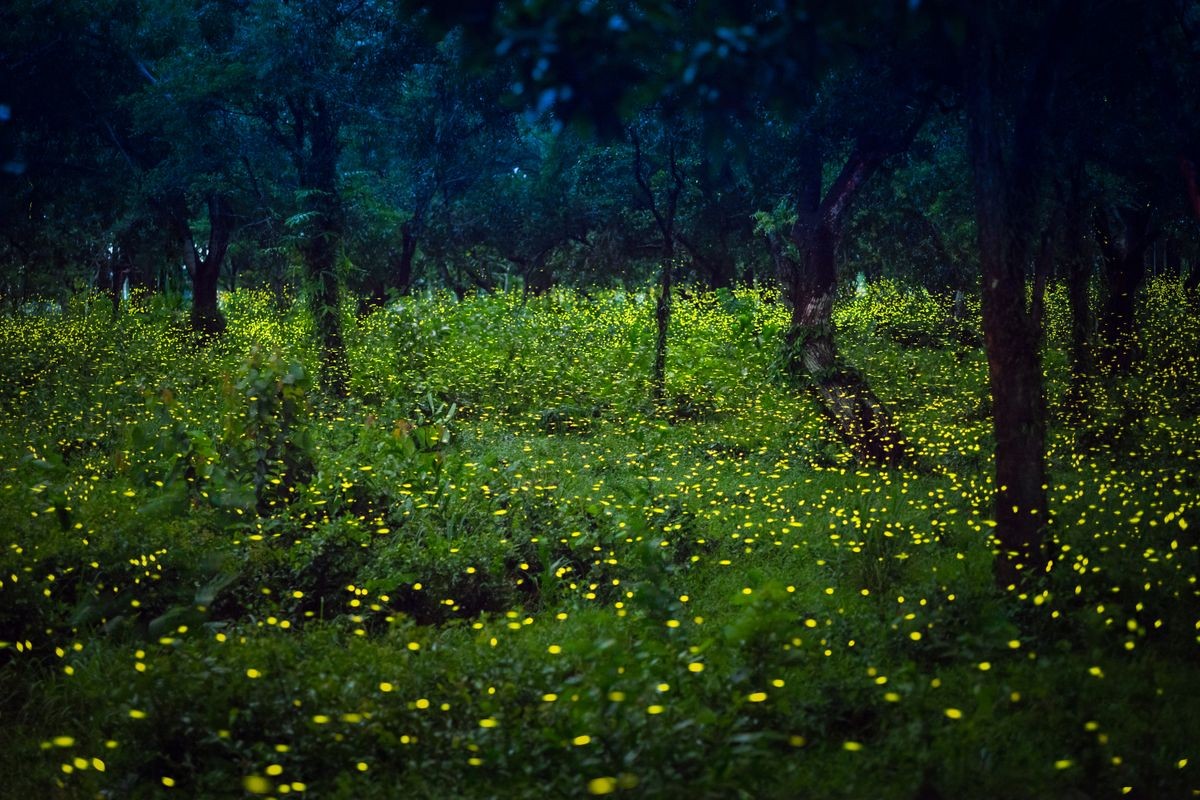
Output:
[0, 280, 1197, 798]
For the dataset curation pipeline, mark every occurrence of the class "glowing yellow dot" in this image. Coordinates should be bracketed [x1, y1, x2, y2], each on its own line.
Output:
[379, 682, 394, 692]
[945, 708, 963, 719]
[587, 777, 617, 795]
[747, 692, 767, 703]
[688, 662, 704, 673]
[843, 741, 863, 751]
[572, 735, 591, 746]
[479, 718, 499, 728]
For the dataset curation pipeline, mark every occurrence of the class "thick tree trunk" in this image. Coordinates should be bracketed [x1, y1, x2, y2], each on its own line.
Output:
[972, 208, 1051, 586]
[776, 223, 906, 465]
[772, 128, 917, 466]
[192, 261, 223, 335]
[964, 0, 1073, 588]
[173, 193, 232, 339]
[975, 220, 1050, 587]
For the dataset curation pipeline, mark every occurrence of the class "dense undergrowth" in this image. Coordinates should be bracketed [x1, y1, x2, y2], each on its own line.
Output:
[0, 280, 1197, 799]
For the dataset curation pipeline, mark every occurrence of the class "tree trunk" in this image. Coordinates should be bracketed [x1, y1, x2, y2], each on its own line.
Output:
[630, 125, 682, 406]
[772, 127, 918, 466]
[172, 193, 232, 339]
[964, 0, 1077, 588]
[1178, 158, 1200, 294]
[775, 221, 906, 465]
[396, 220, 418, 294]
[652, 247, 673, 403]
[1095, 205, 1152, 374]
[292, 93, 349, 397]
[362, 218, 421, 314]
[1159, 241, 1176, 279]
[1062, 179, 1094, 418]
[105, 245, 126, 320]
[1031, 225, 1054, 335]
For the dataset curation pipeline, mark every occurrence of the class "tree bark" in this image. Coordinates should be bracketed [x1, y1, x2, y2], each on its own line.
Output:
[1095, 205, 1152, 373]
[1061, 172, 1094, 418]
[290, 93, 349, 397]
[964, 0, 1076, 588]
[1178, 157, 1200, 293]
[631, 125, 682, 405]
[171, 193, 233, 339]
[1031, 224, 1055, 335]
[395, 221, 418, 294]
[362, 213, 424, 314]
[772, 128, 918, 466]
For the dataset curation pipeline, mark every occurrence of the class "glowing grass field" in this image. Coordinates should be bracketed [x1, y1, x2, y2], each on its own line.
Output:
[1, 282, 1197, 798]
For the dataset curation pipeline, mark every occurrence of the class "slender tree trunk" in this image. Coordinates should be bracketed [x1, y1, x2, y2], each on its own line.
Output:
[652, 246, 673, 403]
[630, 125, 682, 406]
[106, 246, 126, 320]
[1188, 262, 1200, 293]
[1177, 158, 1200, 294]
[1163, 242, 1181, 279]
[1062, 178, 1094, 418]
[1031, 225, 1054, 335]
[1095, 206, 1152, 374]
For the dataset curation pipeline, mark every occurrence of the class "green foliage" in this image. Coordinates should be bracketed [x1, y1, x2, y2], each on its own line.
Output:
[0, 282, 1198, 799]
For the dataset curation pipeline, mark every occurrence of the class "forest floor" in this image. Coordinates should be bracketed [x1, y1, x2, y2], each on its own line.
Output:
[0, 281, 1197, 799]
